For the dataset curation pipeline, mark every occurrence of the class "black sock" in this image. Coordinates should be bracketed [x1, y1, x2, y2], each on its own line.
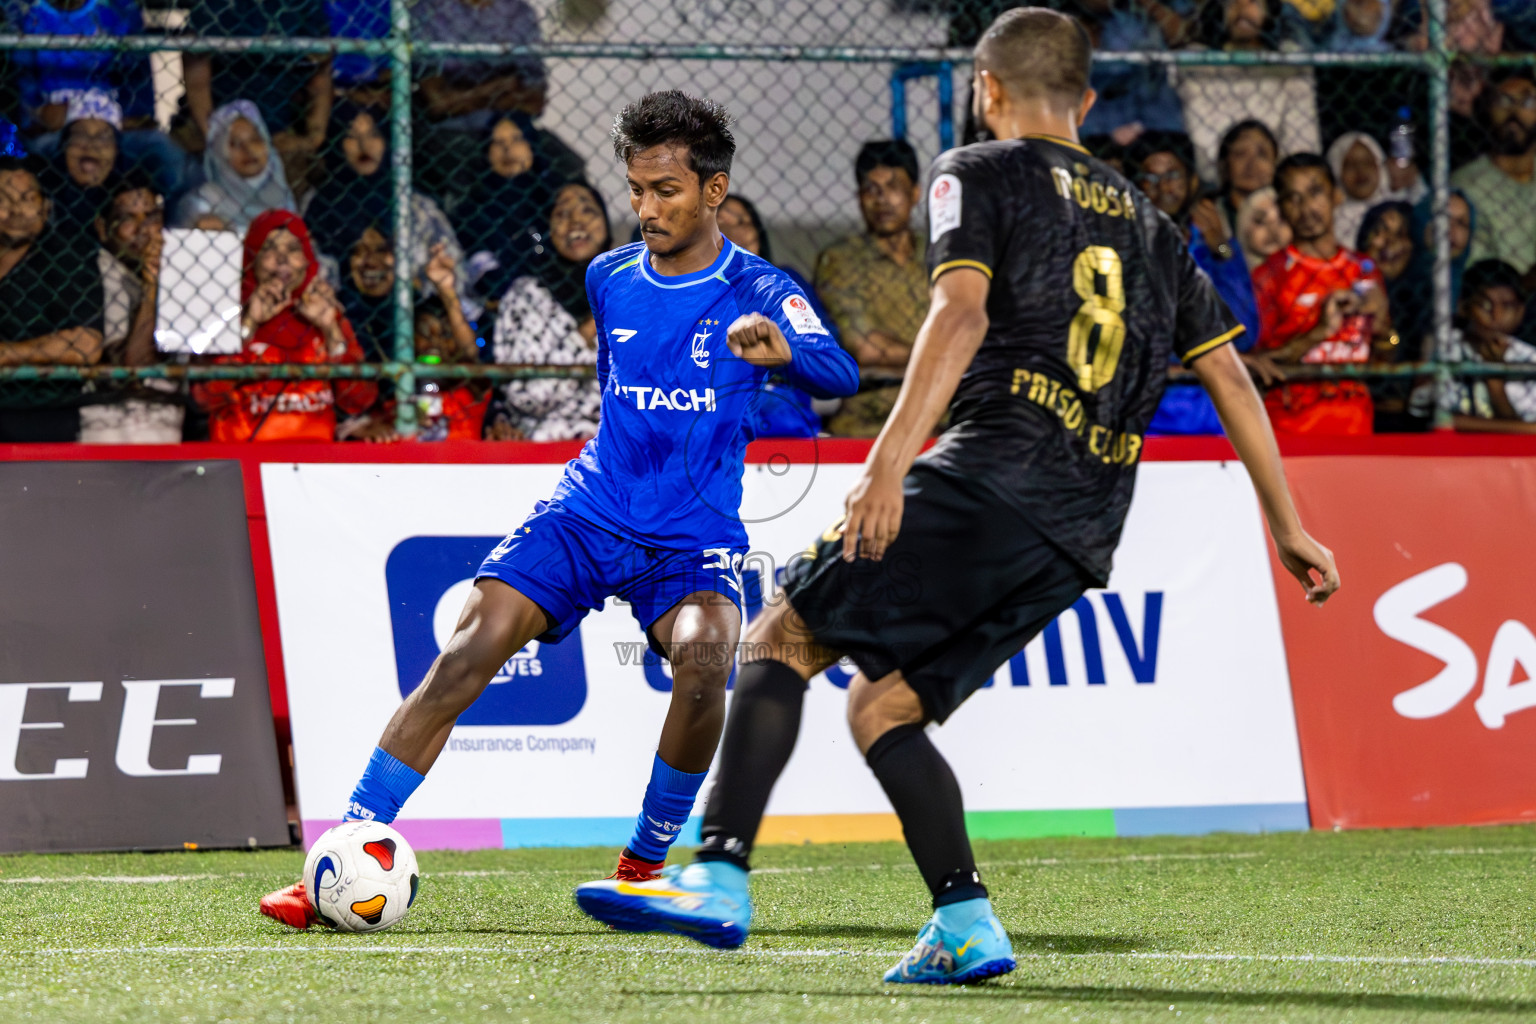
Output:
[865, 723, 988, 909]
[696, 659, 808, 871]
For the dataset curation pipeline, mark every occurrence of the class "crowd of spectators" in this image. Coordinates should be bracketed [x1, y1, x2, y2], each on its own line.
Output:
[0, 0, 1534, 443]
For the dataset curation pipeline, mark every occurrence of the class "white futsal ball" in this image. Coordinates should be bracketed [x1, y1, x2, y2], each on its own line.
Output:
[303, 821, 420, 932]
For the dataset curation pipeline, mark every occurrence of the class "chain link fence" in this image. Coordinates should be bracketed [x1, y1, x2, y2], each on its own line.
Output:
[0, 0, 1533, 441]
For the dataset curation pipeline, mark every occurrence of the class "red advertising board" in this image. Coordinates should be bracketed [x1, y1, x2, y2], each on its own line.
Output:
[1273, 455, 1536, 829]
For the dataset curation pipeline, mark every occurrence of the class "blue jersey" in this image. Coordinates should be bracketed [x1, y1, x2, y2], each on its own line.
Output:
[551, 240, 859, 551]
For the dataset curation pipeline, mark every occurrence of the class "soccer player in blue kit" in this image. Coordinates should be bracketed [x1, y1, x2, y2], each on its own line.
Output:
[257, 91, 858, 929]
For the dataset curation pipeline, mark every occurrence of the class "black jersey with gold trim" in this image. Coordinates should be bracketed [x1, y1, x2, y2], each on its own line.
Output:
[919, 134, 1242, 583]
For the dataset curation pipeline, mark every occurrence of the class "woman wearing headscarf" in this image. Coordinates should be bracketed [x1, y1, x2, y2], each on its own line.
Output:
[454, 111, 561, 306]
[717, 193, 827, 438]
[1359, 192, 1478, 429]
[1327, 131, 1428, 250]
[489, 181, 607, 441]
[302, 101, 465, 301]
[173, 101, 297, 234]
[1409, 187, 1477, 343]
[194, 210, 376, 441]
[334, 223, 398, 363]
[1236, 186, 1292, 273]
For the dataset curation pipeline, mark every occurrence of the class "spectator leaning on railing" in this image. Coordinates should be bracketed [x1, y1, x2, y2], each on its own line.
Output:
[1413, 258, 1536, 433]
[355, 242, 486, 443]
[814, 139, 930, 438]
[0, 153, 104, 442]
[80, 169, 184, 444]
[194, 209, 375, 442]
[1252, 152, 1393, 436]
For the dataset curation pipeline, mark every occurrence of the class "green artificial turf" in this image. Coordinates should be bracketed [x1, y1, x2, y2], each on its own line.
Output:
[3, 825, 1535, 1022]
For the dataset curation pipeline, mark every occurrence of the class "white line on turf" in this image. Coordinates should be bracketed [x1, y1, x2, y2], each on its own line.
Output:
[3, 844, 1531, 887]
[0, 875, 231, 884]
[6, 946, 1536, 970]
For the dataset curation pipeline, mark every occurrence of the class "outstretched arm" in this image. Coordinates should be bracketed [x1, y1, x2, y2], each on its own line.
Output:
[840, 267, 990, 562]
[1193, 343, 1341, 606]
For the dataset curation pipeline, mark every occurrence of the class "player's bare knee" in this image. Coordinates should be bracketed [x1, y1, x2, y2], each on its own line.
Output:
[846, 675, 924, 755]
[665, 637, 734, 698]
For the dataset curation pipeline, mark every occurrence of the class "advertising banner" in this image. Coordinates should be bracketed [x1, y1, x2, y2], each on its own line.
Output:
[0, 461, 290, 852]
[267, 455, 1308, 849]
[1272, 456, 1536, 830]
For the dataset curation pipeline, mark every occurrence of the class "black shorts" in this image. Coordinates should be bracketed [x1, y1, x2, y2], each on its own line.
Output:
[782, 463, 1094, 724]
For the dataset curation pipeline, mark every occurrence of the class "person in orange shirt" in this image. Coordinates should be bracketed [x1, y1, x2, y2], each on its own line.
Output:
[1252, 152, 1396, 436]
[196, 209, 377, 441]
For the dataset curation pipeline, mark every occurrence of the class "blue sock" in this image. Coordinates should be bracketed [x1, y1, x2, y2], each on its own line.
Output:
[624, 753, 708, 863]
[343, 747, 425, 824]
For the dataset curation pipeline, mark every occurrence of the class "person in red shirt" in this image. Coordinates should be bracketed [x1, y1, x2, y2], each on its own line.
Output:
[1252, 153, 1395, 435]
[195, 209, 377, 441]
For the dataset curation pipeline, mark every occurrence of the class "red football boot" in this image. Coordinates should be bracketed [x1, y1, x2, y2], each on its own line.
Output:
[609, 852, 664, 882]
[258, 882, 320, 930]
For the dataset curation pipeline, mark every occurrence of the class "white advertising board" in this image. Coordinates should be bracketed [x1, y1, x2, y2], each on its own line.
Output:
[264, 457, 1307, 849]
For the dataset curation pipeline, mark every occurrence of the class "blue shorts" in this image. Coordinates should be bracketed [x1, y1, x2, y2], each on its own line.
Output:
[476, 500, 748, 652]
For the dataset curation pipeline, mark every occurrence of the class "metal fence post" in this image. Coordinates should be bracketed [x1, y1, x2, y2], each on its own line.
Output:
[1426, 0, 1454, 431]
[390, 0, 417, 436]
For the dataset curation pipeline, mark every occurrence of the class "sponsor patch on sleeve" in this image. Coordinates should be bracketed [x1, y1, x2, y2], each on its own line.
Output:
[781, 294, 829, 336]
[929, 173, 962, 242]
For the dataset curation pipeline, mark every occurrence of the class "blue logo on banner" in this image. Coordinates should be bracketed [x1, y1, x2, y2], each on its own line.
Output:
[384, 536, 587, 725]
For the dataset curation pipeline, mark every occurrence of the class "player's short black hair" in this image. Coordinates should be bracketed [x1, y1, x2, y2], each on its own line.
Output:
[1217, 119, 1279, 180]
[611, 90, 735, 185]
[855, 139, 919, 187]
[974, 7, 1092, 108]
[1275, 152, 1335, 192]
[1462, 259, 1528, 304]
[1128, 130, 1197, 180]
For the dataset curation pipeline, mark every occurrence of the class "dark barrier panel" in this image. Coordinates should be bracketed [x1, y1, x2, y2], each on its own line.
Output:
[0, 461, 289, 852]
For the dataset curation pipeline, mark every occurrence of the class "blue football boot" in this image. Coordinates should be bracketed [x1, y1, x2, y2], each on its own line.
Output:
[574, 859, 752, 949]
[883, 898, 1016, 984]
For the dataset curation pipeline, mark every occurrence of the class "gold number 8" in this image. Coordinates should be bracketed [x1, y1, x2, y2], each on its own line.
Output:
[1067, 245, 1126, 393]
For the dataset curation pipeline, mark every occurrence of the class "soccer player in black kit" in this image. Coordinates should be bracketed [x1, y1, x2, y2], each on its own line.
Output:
[582, 6, 1341, 984]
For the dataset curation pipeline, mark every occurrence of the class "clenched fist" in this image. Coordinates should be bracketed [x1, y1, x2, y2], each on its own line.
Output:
[726, 313, 793, 368]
